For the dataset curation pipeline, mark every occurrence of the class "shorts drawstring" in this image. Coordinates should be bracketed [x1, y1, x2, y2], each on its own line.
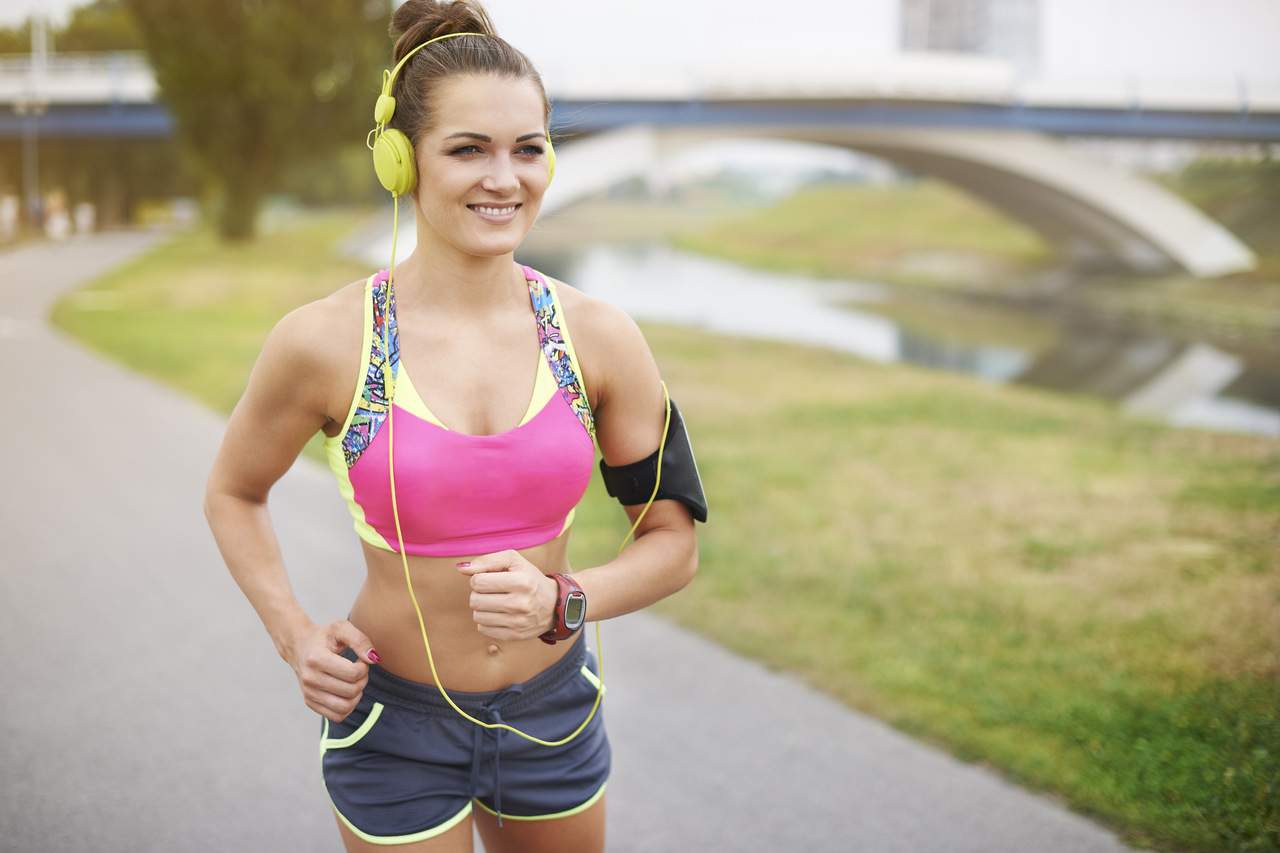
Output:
[471, 683, 526, 828]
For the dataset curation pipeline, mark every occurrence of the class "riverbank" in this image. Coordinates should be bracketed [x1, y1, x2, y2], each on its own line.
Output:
[51, 207, 1279, 851]
[671, 173, 1280, 350]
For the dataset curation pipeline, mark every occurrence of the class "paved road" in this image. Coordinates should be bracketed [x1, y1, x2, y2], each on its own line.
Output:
[0, 231, 1136, 852]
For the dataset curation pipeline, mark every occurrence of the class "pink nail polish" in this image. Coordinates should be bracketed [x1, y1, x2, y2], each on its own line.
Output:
[456, 561, 471, 568]
[368, 649, 381, 663]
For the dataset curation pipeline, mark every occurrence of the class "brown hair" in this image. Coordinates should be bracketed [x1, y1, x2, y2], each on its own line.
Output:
[387, 0, 551, 148]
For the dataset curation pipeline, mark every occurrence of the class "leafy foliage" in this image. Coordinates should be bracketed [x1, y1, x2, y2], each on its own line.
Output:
[0, 0, 142, 54]
[123, 0, 389, 239]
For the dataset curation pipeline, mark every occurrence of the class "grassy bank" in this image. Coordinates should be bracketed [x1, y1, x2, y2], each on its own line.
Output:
[671, 179, 1056, 293]
[671, 166, 1280, 347]
[53, 208, 1279, 851]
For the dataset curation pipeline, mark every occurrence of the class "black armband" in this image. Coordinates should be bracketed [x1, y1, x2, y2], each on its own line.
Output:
[598, 396, 708, 523]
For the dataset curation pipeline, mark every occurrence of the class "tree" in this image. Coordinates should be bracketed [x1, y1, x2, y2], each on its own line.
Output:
[0, 1, 143, 56]
[123, 0, 388, 240]
[58, 0, 143, 52]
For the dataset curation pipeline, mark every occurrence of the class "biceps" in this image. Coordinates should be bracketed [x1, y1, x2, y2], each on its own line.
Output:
[596, 323, 666, 466]
[206, 322, 330, 502]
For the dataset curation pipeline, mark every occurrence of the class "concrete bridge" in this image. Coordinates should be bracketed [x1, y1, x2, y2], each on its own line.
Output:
[4, 51, 1276, 276]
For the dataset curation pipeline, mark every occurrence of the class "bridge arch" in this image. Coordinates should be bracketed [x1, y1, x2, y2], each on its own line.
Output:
[547, 125, 1255, 278]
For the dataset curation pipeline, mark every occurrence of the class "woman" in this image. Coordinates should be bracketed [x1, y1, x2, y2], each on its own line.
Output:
[202, 2, 703, 851]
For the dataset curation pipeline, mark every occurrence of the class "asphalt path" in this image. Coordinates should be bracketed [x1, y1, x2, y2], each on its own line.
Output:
[0, 231, 1136, 852]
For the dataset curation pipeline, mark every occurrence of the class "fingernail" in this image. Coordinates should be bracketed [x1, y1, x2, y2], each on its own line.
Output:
[368, 649, 381, 663]
[456, 561, 471, 568]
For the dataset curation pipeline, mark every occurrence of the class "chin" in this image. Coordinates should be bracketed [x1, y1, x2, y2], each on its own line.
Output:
[464, 227, 530, 255]
[458, 236, 523, 258]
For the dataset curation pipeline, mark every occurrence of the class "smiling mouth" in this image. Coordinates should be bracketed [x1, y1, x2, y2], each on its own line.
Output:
[467, 204, 521, 217]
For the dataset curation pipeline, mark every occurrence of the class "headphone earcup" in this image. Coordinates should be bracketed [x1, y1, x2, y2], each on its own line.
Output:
[372, 128, 418, 196]
[545, 137, 556, 187]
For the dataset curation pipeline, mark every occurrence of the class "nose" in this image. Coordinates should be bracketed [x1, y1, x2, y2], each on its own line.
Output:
[480, 153, 520, 195]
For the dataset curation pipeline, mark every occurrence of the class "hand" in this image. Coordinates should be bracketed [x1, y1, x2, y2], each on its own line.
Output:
[287, 619, 379, 723]
[456, 550, 559, 642]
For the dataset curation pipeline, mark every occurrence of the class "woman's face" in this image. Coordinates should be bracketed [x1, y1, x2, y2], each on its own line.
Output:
[413, 74, 549, 258]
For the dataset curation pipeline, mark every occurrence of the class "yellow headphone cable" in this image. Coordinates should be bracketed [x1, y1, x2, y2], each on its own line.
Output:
[368, 31, 672, 745]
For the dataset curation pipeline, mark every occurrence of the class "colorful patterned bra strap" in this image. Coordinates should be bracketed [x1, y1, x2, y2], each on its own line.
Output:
[523, 264, 596, 441]
[339, 269, 397, 469]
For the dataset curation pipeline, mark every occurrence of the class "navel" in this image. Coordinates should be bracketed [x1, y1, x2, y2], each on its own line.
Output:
[487, 643, 501, 656]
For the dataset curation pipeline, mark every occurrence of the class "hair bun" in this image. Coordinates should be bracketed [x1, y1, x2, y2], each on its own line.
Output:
[391, 0, 497, 63]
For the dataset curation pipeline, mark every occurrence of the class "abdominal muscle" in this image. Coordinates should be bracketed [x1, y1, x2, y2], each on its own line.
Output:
[347, 528, 577, 692]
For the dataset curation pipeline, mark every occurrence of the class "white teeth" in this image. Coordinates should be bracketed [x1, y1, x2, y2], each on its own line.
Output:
[473, 205, 517, 216]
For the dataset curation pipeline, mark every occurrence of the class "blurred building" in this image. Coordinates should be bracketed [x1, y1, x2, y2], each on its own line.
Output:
[901, 0, 1040, 77]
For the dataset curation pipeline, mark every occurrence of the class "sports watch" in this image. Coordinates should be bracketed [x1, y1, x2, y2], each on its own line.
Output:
[539, 573, 587, 644]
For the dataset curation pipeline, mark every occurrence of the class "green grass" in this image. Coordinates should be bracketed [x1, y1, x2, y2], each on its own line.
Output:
[671, 180, 1056, 292]
[626, 331, 1280, 851]
[54, 207, 1280, 851]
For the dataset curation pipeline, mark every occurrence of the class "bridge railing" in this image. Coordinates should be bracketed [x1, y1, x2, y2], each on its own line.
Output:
[0, 51, 156, 104]
[1, 49, 1277, 113]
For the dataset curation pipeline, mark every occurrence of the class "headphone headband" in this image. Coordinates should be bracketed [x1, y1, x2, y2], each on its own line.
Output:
[374, 31, 489, 128]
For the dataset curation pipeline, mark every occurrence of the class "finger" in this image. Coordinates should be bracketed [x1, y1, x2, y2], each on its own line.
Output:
[309, 694, 353, 722]
[303, 668, 366, 701]
[471, 564, 541, 593]
[476, 622, 520, 641]
[328, 620, 380, 665]
[456, 553, 515, 575]
[470, 591, 519, 613]
[315, 649, 368, 683]
[473, 608, 512, 626]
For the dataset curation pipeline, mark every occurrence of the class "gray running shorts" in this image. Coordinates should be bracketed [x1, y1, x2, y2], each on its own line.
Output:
[319, 631, 610, 845]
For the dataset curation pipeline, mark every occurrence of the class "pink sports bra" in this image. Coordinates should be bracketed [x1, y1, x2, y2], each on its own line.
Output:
[323, 264, 599, 557]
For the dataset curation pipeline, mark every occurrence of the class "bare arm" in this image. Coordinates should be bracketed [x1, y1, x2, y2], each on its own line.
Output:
[202, 301, 337, 663]
[203, 296, 380, 723]
[570, 298, 699, 618]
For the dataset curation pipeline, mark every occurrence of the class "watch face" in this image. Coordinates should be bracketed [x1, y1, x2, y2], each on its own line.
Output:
[564, 592, 586, 629]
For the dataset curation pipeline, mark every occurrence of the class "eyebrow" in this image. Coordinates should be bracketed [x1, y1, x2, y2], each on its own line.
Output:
[444, 132, 544, 143]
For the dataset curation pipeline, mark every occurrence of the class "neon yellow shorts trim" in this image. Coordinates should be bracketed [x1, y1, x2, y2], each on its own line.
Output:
[472, 779, 608, 822]
[329, 794, 472, 846]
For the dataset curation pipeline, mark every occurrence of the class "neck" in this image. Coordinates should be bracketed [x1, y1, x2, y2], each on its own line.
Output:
[388, 219, 522, 320]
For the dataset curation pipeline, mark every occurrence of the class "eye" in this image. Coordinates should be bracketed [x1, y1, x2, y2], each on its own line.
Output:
[449, 144, 544, 157]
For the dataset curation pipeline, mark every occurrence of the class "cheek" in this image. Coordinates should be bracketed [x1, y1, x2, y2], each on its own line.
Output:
[414, 187, 462, 225]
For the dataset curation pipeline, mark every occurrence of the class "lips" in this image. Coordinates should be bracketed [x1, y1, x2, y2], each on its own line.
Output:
[467, 203, 522, 224]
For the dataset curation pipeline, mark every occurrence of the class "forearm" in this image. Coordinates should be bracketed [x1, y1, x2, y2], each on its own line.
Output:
[569, 526, 697, 623]
[202, 491, 314, 663]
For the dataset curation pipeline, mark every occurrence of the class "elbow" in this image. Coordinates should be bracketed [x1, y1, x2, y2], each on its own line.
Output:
[202, 477, 233, 521]
[202, 465, 219, 520]
[677, 538, 699, 590]
[202, 474, 221, 520]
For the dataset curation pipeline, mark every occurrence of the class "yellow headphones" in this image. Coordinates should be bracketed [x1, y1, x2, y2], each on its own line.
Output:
[368, 31, 671, 748]
[367, 31, 555, 197]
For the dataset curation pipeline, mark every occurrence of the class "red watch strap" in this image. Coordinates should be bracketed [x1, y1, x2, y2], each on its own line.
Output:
[539, 573, 584, 645]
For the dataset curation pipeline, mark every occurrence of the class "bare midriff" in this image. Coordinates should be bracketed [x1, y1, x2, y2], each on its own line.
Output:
[347, 528, 577, 691]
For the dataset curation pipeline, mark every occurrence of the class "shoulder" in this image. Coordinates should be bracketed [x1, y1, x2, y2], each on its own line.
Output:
[546, 274, 665, 468]
[272, 276, 366, 366]
[546, 274, 653, 413]
[260, 275, 369, 424]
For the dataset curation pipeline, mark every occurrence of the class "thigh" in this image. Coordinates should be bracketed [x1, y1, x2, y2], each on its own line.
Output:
[473, 791, 604, 853]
